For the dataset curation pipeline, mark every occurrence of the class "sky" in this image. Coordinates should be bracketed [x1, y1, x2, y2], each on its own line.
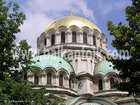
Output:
[13, 0, 131, 54]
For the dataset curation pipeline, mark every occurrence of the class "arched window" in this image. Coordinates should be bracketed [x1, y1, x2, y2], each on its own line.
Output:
[61, 32, 65, 43]
[44, 38, 47, 46]
[24, 73, 27, 80]
[93, 35, 96, 46]
[98, 79, 103, 90]
[69, 78, 74, 89]
[100, 39, 102, 47]
[110, 77, 115, 89]
[34, 75, 39, 85]
[59, 74, 63, 86]
[51, 34, 55, 45]
[83, 32, 87, 43]
[72, 80, 74, 88]
[72, 31, 76, 42]
[47, 73, 52, 85]
[69, 78, 71, 88]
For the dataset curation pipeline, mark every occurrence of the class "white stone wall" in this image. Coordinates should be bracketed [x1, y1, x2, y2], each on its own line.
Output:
[77, 79, 94, 95]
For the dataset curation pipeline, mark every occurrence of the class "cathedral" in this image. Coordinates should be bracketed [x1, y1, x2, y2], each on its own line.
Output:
[25, 14, 137, 105]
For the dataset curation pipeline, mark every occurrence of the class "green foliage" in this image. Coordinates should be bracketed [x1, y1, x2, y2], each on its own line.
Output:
[0, 0, 64, 104]
[107, 0, 140, 94]
[0, 0, 25, 80]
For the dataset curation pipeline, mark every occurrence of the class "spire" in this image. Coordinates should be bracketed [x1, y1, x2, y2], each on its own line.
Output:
[70, 8, 73, 16]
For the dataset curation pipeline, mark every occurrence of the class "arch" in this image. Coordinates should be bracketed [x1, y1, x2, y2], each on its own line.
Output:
[59, 74, 63, 86]
[98, 79, 103, 90]
[56, 26, 68, 33]
[61, 32, 65, 43]
[46, 29, 56, 37]
[83, 32, 87, 44]
[57, 69, 69, 78]
[47, 73, 52, 85]
[110, 77, 115, 89]
[81, 26, 92, 33]
[69, 25, 80, 32]
[93, 29, 101, 36]
[105, 72, 118, 78]
[58, 69, 69, 87]
[72, 31, 77, 43]
[94, 73, 104, 79]
[51, 34, 55, 45]
[43, 67, 57, 73]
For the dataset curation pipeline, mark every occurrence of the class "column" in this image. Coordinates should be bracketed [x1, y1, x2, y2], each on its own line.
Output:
[77, 31, 82, 43]
[66, 31, 72, 43]
[55, 32, 60, 44]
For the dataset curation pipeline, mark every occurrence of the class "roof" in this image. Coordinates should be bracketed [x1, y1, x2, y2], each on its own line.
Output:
[44, 16, 101, 33]
[80, 103, 101, 105]
[64, 96, 118, 105]
[31, 55, 74, 73]
[94, 60, 119, 76]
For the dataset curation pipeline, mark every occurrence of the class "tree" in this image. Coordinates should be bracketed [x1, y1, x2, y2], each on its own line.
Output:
[107, 0, 140, 95]
[0, 0, 25, 80]
[0, 1, 63, 104]
[11, 40, 34, 81]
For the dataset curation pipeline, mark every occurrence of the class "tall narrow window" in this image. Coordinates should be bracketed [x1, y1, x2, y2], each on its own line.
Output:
[72, 80, 74, 88]
[72, 31, 76, 42]
[69, 78, 74, 89]
[69, 78, 71, 88]
[83, 32, 87, 43]
[59, 74, 63, 86]
[44, 38, 47, 46]
[51, 34, 55, 45]
[93, 35, 96, 46]
[100, 39, 102, 47]
[47, 73, 52, 85]
[99, 79, 103, 90]
[61, 32, 65, 43]
[110, 77, 115, 89]
[34, 75, 39, 85]
[24, 73, 27, 80]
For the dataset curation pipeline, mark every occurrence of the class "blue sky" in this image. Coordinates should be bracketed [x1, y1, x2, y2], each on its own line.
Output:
[13, 0, 131, 53]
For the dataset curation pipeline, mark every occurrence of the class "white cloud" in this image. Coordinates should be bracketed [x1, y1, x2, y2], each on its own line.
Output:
[98, 0, 130, 16]
[17, 0, 96, 54]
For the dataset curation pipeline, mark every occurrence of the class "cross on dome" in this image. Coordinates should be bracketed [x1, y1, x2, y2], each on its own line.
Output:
[70, 8, 73, 16]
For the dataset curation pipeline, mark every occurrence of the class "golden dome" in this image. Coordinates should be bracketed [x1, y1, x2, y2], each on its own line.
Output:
[44, 16, 101, 33]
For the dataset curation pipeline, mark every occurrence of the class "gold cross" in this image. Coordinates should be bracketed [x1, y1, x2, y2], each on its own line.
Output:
[70, 8, 73, 16]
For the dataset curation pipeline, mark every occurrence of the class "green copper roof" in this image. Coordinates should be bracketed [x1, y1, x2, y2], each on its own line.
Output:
[94, 60, 119, 76]
[31, 55, 74, 73]
[64, 96, 118, 105]
[81, 103, 101, 105]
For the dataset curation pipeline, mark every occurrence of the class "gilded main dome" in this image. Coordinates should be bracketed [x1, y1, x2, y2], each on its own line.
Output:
[44, 16, 101, 33]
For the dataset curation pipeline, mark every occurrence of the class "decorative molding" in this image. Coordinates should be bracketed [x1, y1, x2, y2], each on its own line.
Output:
[90, 82, 93, 89]
[55, 32, 60, 36]
[78, 82, 83, 89]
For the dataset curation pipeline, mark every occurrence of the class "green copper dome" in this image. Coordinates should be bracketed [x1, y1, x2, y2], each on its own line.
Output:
[94, 60, 119, 76]
[31, 55, 74, 73]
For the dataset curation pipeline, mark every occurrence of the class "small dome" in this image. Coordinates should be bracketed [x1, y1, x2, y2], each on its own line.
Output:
[44, 16, 101, 33]
[94, 60, 119, 76]
[31, 55, 74, 73]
